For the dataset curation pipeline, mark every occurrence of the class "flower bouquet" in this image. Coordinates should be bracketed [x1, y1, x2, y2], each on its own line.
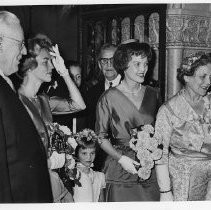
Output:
[129, 124, 163, 180]
[47, 122, 77, 155]
[60, 128, 100, 193]
[47, 123, 81, 191]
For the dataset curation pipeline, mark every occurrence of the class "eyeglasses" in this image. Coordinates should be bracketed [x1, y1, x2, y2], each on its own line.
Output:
[100, 57, 114, 66]
[1, 34, 25, 50]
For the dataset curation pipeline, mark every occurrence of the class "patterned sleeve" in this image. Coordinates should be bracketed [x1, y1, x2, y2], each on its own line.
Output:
[49, 96, 82, 114]
[154, 104, 173, 165]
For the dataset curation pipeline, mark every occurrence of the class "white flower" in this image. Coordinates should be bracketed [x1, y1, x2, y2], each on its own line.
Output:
[67, 137, 78, 150]
[140, 157, 154, 169]
[151, 148, 163, 160]
[129, 125, 163, 180]
[145, 137, 158, 152]
[136, 139, 147, 150]
[59, 125, 72, 135]
[137, 149, 151, 160]
[142, 125, 154, 134]
[137, 130, 150, 141]
[138, 167, 151, 180]
[67, 157, 76, 170]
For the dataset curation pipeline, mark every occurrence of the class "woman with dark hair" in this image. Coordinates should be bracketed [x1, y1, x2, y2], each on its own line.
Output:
[95, 41, 161, 201]
[18, 37, 86, 202]
[154, 52, 211, 201]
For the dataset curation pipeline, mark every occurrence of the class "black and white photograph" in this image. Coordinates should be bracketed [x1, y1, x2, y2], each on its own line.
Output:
[0, 0, 211, 209]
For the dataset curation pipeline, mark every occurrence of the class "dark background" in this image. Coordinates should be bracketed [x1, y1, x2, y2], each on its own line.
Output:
[0, 5, 79, 61]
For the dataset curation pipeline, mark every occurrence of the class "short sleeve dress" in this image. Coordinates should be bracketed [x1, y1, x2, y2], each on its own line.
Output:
[95, 86, 160, 201]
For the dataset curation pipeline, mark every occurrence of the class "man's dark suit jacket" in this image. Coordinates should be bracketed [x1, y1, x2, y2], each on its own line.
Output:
[0, 76, 53, 203]
[86, 80, 105, 130]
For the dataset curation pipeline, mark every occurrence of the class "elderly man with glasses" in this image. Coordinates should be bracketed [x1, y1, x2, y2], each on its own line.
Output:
[86, 43, 121, 171]
[0, 11, 52, 202]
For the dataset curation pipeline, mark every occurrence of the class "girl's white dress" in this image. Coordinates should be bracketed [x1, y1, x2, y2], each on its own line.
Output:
[73, 163, 106, 202]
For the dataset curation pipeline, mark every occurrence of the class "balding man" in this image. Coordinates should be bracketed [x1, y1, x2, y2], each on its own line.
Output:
[0, 11, 52, 203]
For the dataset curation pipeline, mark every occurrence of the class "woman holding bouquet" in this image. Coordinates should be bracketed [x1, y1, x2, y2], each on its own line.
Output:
[18, 37, 86, 202]
[154, 52, 211, 201]
[95, 41, 161, 201]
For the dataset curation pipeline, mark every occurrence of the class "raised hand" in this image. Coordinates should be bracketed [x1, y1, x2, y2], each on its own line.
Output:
[50, 44, 68, 77]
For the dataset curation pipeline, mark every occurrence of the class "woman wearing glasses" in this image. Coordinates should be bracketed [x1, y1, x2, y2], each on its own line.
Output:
[95, 41, 161, 201]
[18, 37, 86, 202]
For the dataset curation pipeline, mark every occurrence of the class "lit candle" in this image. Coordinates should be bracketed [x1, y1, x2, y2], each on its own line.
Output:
[73, 118, 76, 134]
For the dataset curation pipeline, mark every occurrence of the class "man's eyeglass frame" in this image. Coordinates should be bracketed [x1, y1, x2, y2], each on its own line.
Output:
[1, 34, 25, 50]
[99, 57, 114, 66]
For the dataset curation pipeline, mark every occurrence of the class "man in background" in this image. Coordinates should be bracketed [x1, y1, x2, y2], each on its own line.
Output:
[0, 11, 52, 202]
[86, 43, 121, 171]
[86, 43, 121, 129]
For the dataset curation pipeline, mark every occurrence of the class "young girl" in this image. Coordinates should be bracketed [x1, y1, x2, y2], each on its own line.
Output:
[72, 130, 105, 202]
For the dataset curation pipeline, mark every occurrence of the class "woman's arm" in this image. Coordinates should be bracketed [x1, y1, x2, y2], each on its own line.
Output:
[155, 164, 173, 201]
[99, 138, 122, 160]
[154, 105, 173, 201]
[95, 95, 139, 174]
[49, 44, 86, 114]
[62, 74, 86, 110]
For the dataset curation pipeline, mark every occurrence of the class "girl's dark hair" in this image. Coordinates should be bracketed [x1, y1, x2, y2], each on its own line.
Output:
[74, 135, 99, 160]
[65, 60, 81, 69]
[19, 38, 52, 78]
[177, 52, 211, 86]
[113, 42, 152, 75]
[75, 140, 98, 159]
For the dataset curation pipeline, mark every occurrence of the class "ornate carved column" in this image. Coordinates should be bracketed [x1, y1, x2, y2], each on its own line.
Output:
[166, 4, 211, 99]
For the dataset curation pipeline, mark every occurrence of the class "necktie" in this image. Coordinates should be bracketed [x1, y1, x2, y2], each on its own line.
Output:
[109, 82, 113, 88]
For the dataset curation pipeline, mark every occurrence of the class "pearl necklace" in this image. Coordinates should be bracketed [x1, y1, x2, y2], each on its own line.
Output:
[121, 84, 142, 95]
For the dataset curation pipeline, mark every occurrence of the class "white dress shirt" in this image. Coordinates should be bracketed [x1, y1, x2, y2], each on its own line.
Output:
[105, 74, 121, 90]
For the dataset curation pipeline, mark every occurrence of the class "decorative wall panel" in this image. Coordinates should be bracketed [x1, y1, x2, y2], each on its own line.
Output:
[80, 4, 167, 101]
